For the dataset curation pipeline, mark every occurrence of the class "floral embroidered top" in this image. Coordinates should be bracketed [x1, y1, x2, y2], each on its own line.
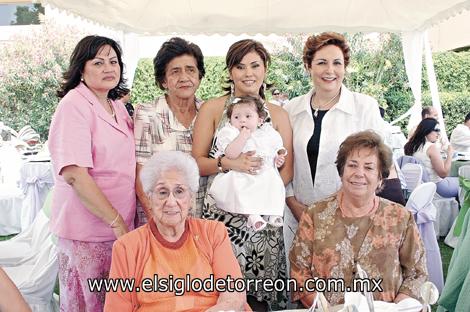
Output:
[289, 193, 427, 305]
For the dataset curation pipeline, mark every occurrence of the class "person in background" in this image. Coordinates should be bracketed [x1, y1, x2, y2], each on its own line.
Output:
[270, 88, 283, 106]
[290, 130, 427, 307]
[408, 106, 449, 150]
[48, 35, 136, 311]
[192, 39, 293, 310]
[283, 32, 387, 261]
[134, 37, 206, 226]
[104, 151, 248, 311]
[450, 112, 470, 153]
[120, 91, 134, 117]
[405, 118, 458, 198]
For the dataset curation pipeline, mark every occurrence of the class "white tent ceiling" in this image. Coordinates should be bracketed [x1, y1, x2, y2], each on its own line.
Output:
[42, 0, 470, 35]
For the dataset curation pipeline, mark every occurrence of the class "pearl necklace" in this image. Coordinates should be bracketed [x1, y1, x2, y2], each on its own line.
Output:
[312, 90, 340, 117]
[106, 98, 116, 118]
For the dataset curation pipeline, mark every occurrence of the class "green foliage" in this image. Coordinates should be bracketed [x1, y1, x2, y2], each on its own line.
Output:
[347, 33, 412, 114]
[11, 4, 44, 25]
[2, 29, 468, 140]
[426, 51, 470, 92]
[131, 58, 162, 103]
[0, 22, 84, 139]
[268, 35, 311, 99]
[131, 56, 226, 104]
[196, 56, 226, 100]
[422, 91, 470, 134]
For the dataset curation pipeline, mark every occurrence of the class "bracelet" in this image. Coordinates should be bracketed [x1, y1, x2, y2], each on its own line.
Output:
[109, 213, 120, 228]
[217, 155, 230, 173]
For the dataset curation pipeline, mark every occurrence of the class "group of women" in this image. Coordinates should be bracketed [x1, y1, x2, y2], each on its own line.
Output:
[46, 32, 428, 311]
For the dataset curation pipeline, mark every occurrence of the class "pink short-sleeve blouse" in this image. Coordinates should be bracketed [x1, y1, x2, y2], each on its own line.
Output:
[48, 83, 136, 242]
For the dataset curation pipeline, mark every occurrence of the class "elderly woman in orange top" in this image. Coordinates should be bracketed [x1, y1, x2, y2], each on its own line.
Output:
[104, 151, 248, 312]
[290, 130, 427, 307]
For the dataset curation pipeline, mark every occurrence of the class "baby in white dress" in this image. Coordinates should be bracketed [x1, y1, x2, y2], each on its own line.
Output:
[209, 96, 286, 231]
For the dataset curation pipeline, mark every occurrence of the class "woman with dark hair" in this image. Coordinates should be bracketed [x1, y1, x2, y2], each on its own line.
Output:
[405, 118, 458, 198]
[283, 32, 387, 260]
[192, 39, 293, 310]
[134, 37, 206, 224]
[290, 130, 427, 307]
[48, 35, 135, 311]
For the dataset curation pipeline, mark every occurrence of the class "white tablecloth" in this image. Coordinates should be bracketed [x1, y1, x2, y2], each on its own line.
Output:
[0, 184, 23, 235]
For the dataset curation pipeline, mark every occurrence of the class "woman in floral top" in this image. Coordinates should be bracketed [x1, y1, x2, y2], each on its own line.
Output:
[289, 130, 427, 307]
[134, 37, 206, 225]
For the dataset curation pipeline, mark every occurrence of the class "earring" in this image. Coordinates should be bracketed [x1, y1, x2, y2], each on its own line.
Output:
[80, 77, 84, 82]
[230, 82, 235, 97]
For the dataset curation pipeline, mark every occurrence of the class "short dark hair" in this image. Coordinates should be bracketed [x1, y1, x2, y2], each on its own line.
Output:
[421, 106, 434, 119]
[404, 118, 439, 155]
[336, 130, 392, 180]
[57, 35, 128, 99]
[153, 37, 205, 90]
[465, 112, 470, 123]
[226, 96, 267, 120]
[303, 32, 350, 69]
[224, 39, 271, 99]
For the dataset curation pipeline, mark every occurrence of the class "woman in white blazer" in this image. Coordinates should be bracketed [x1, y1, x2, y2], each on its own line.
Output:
[283, 32, 386, 258]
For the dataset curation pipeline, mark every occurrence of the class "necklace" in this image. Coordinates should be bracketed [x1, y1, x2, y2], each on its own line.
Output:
[106, 98, 116, 118]
[312, 90, 340, 117]
[339, 192, 378, 218]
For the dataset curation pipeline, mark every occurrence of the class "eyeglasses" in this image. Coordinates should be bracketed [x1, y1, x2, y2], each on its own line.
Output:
[153, 186, 189, 200]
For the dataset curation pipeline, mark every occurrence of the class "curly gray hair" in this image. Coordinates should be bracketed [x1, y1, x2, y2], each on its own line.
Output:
[140, 151, 200, 196]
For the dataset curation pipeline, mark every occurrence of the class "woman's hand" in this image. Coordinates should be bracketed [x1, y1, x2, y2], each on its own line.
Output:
[286, 196, 308, 221]
[446, 144, 454, 159]
[111, 215, 129, 238]
[226, 150, 263, 174]
[274, 154, 285, 168]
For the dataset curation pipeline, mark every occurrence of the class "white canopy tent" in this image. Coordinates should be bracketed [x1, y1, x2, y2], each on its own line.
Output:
[41, 0, 470, 134]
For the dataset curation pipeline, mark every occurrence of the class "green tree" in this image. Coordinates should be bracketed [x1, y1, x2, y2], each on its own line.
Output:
[0, 22, 84, 139]
[11, 4, 44, 25]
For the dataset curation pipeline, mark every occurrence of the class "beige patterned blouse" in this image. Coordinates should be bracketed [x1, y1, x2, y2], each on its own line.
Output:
[289, 193, 427, 305]
[134, 95, 206, 216]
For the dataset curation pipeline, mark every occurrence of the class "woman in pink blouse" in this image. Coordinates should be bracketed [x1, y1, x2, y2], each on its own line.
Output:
[48, 35, 136, 311]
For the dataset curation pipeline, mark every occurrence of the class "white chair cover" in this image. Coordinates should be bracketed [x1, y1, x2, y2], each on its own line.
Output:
[3, 239, 58, 312]
[0, 184, 23, 235]
[433, 196, 459, 237]
[406, 182, 444, 292]
[0, 209, 50, 266]
[19, 162, 54, 231]
[0, 190, 58, 311]
[402, 163, 423, 192]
